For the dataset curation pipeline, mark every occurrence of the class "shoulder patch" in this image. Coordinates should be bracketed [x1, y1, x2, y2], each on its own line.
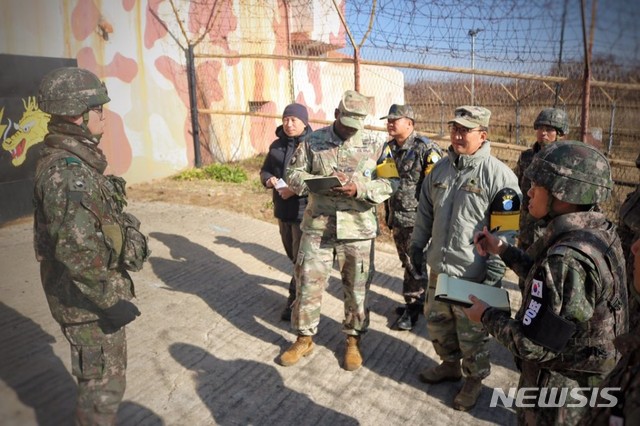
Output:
[531, 279, 543, 298]
[65, 157, 82, 166]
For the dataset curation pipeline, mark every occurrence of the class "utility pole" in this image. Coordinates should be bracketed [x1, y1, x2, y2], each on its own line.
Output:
[468, 28, 483, 105]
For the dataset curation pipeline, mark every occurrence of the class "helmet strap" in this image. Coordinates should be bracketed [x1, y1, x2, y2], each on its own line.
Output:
[82, 110, 103, 142]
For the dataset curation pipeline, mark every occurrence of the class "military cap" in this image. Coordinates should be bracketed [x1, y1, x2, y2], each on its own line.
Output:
[380, 104, 415, 121]
[448, 105, 491, 129]
[338, 90, 369, 130]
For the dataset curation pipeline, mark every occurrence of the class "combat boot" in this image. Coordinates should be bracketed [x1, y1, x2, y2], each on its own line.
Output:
[453, 377, 483, 411]
[419, 360, 462, 384]
[344, 335, 362, 371]
[279, 335, 313, 366]
[396, 304, 421, 330]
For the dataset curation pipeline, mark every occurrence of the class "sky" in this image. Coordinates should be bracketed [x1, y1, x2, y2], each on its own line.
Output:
[340, 0, 640, 81]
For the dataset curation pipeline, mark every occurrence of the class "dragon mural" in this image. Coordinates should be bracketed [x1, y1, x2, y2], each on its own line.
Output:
[1, 97, 50, 167]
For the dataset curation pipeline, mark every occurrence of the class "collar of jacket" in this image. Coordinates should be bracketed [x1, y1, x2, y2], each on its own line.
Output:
[390, 131, 418, 151]
[448, 140, 491, 170]
[528, 211, 608, 258]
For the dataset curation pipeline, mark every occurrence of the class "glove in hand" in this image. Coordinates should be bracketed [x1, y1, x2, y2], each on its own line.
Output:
[103, 299, 141, 329]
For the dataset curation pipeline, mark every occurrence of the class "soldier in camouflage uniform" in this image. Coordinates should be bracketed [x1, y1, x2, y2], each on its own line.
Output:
[278, 90, 398, 371]
[380, 104, 442, 330]
[466, 141, 628, 425]
[514, 108, 568, 260]
[410, 106, 520, 411]
[580, 155, 640, 426]
[579, 164, 640, 426]
[617, 152, 640, 331]
[34, 67, 148, 425]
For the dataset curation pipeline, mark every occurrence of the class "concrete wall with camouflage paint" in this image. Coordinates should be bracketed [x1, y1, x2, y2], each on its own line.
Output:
[0, 0, 403, 223]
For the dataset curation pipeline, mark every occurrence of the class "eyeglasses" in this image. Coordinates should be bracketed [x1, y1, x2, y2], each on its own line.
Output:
[448, 124, 481, 135]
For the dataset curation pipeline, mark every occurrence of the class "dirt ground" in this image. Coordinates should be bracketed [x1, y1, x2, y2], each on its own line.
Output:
[126, 158, 396, 247]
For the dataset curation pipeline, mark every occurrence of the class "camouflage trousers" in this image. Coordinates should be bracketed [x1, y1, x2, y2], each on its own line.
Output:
[392, 226, 427, 305]
[518, 361, 603, 426]
[278, 219, 303, 306]
[62, 322, 127, 426]
[292, 232, 373, 336]
[425, 271, 491, 379]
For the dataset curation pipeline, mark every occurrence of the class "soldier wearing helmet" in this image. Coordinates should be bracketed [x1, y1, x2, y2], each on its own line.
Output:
[580, 151, 640, 426]
[617, 151, 640, 331]
[466, 141, 628, 425]
[514, 108, 569, 254]
[33, 67, 147, 425]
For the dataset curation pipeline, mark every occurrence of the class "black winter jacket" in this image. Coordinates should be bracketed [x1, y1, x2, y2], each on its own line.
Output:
[259, 125, 310, 222]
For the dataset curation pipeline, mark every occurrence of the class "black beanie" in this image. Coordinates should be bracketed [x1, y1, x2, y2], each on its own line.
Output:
[282, 103, 309, 128]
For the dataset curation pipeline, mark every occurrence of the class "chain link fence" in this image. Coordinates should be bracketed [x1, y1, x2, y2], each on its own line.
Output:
[154, 0, 639, 221]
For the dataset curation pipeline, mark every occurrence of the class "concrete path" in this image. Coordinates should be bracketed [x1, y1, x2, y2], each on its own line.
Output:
[0, 201, 521, 425]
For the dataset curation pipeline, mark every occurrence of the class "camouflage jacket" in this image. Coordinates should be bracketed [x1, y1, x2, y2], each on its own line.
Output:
[384, 132, 443, 228]
[578, 332, 640, 425]
[33, 123, 135, 325]
[514, 141, 545, 250]
[483, 211, 628, 378]
[287, 124, 397, 240]
[412, 141, 520, 282]
[618, 184, 640, 330]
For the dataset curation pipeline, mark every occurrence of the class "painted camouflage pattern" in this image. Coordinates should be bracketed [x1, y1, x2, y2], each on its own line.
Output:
[618, 184, 640, 331]
[524, 140, 612, 205]
[287, 125, 396, 240]
[483, 211, 628, 425]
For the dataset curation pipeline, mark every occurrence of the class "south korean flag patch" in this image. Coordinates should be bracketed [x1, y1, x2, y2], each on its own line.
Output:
[531, 279, 543, 298]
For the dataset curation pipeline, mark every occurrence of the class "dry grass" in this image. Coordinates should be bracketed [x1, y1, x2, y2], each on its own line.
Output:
[127, 155, 396, 248]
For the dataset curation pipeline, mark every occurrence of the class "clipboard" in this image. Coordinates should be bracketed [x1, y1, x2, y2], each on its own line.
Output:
[434, 273, 510, 311]
[304, 176, 343, 194]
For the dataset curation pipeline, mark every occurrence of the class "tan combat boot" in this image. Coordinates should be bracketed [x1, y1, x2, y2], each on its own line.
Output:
[279, 335, 314, 366]
[453, 377, 483, 411]
[418, 360, 462, 384]
[344, 335, 362, 371]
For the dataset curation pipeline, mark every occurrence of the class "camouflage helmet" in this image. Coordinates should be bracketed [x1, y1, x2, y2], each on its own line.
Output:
[38, 67, 110, 116]
[534, 108, 569, 136]
[524, 140, 612, 205]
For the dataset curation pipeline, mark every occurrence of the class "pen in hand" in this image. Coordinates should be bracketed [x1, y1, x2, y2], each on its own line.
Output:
[470, 226, 501, 245]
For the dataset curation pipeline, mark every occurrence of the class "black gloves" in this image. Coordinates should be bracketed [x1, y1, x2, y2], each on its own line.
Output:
[103, 299, 141, 330]
[483, 255, 507, 287]
[408, 245, 425, 278]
